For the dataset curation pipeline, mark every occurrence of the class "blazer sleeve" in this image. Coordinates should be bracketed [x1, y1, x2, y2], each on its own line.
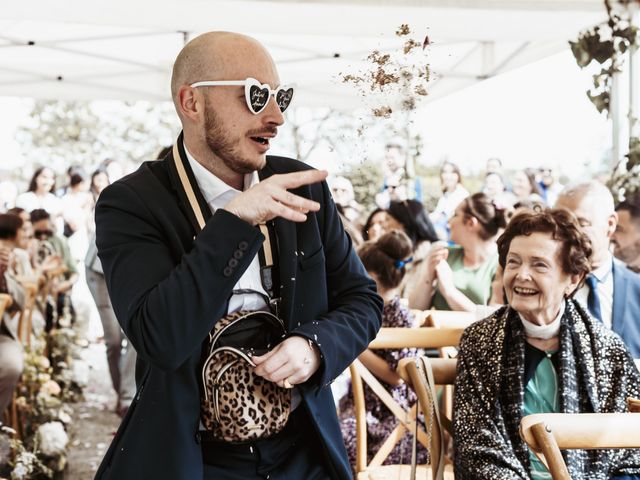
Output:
[291, 180, 383, 386]
[453, 330, 530, 480]
[95, 180, 264, 372]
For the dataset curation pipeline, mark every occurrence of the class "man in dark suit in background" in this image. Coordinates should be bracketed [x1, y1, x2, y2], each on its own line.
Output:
[556, 181, 640, 358]
[93, 31, 382, 480]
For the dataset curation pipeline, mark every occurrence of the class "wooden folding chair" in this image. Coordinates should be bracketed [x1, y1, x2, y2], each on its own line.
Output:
[16, 281, 38, 345]
[520, 413, 640, 479]
[421, 310, 476, 330]
[0, 293, 11, 318]
[351, 327, 463, 479]
[398, 357, 457, 479]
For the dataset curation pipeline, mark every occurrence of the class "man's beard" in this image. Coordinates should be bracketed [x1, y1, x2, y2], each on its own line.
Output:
[614, 239, 640, 267]
[203, 100, 262, 175]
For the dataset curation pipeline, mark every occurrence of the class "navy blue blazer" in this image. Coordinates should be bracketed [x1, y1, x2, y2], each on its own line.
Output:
[93, 144, 382, 479]
[612, 258, 640, 358]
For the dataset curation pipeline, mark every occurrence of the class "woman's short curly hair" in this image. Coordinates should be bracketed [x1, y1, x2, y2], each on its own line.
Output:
[496, 209, 592, 279]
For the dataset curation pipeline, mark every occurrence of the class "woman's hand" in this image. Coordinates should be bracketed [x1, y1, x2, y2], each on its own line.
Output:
[426, 244, 448, 280]
[434, 259, 455, 294]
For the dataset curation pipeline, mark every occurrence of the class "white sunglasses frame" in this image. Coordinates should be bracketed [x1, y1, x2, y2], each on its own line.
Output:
[190, 77, 294, 115]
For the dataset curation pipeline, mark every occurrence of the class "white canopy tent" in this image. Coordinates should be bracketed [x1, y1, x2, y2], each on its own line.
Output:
[0, 0, 608, 109]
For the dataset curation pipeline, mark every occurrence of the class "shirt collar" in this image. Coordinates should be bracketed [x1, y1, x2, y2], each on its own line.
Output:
[183, 143, 258, 205]
[591, 251, 613, 283]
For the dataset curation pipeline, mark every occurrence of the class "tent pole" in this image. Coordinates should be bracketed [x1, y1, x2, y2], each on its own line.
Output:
[629, 9, 639, 140]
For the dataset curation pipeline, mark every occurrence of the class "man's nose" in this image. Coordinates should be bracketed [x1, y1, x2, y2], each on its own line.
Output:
[261, 94, 285, 126]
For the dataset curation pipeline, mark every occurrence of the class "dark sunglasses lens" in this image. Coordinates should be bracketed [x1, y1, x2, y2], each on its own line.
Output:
[248, 84, 269, 114]
[276, 88, 294, 112]
[35, 229, 53, 238]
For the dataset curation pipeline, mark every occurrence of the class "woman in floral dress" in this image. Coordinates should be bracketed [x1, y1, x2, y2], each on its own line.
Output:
[340, 229, 425, 469]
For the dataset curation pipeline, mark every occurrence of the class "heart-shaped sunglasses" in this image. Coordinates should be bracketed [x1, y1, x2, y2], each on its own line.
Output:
[190, 77, 294, 115]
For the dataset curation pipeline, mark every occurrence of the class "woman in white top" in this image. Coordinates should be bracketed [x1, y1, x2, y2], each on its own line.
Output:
[430, 161, 469, 240]
[15, 167, 63, 232]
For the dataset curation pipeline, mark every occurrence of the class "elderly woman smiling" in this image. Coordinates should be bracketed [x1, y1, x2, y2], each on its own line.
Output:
[453, 209, 640, 480]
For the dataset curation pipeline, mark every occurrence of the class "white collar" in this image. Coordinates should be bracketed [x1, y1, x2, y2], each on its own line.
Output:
[519, 301, 565, 340]
[183, 143, 259, 205]
[590, 251, 613, 283]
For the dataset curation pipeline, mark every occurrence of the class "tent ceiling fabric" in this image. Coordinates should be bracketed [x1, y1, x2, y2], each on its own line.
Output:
[0, 1, 606, 109]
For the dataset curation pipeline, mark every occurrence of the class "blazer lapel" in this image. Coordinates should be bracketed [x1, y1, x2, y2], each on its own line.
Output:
[611, 259, 628, 336]
[259, 162, 297, 327]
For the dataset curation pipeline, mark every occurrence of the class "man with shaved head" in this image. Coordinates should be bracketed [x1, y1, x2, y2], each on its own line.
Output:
[94, 32, 382, 480]
[555, 181, 640, 358]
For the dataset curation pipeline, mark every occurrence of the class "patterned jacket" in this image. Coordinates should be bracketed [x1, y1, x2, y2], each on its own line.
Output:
[453, 300, 640, 479]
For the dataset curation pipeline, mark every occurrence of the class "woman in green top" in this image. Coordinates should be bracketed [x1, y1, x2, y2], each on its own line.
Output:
[410, 192, 507, 311]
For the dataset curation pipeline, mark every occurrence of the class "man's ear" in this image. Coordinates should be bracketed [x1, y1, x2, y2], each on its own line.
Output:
[606, 211, 618, 240]
[176, 85, 203, 123]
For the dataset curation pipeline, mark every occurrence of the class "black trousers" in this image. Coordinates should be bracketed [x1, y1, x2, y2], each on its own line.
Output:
[201, 407, 334, 480]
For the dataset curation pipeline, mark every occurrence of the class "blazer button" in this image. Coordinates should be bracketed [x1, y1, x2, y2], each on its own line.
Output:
[195, 432, 201, 444]
[233, 250, 244, 260]
[223, 267, 233, 277]
[238, 241, 249, 251]
[228, 258, 239, 268]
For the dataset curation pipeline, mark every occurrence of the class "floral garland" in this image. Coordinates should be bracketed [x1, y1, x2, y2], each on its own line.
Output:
[1, 311, 87, 479]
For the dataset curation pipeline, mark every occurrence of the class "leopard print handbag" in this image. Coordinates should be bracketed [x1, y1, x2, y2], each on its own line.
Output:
[200, 309, 292, 443]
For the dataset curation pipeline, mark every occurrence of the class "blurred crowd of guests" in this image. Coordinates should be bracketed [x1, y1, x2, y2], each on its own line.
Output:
[0, 158, 137, 419]
[329, 144, 640, 469]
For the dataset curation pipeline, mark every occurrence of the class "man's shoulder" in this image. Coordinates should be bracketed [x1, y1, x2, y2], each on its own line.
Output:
[100, 160, 170, 201]
[613, 257, 640, 287]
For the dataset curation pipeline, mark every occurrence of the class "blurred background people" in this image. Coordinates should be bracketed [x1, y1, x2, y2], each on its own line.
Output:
[15, 166, 64, 232]
[411, 193, 506, 313]
[537, 164, 564, 207]
[90, 168, 110, 203]
[430, 161, 469, 240]
[376, 138, 422, 209]
[483, 171, 516, 208]
[339, 230, 424, 470]
[330, 176, 364, 245]
[511, 168, 544, 204]
[386, 200, 439, 299]
[613, 194, 640, 274]
[86, 232, 137, 417]
[361, 208, 402, 243]
[555, 181, 640, 358]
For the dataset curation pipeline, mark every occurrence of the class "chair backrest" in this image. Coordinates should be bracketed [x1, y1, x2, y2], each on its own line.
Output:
[399, 357, 458, 480]
[368, 327, 464, 350]
[520, 413, 640, 480]
[17, 281, 38, 345]
[351, 327, 462, 476]
[0, 293, 12, 318]
[422, 310, 476, 329]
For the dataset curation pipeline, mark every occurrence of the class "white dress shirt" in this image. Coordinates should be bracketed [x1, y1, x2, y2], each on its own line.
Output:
[184, 145, 269, 314]
[574, 252, 614, 329]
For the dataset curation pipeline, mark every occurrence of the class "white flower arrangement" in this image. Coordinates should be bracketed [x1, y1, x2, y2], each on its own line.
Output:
[71, 360, 89, 387]
[36, 422, 68, 457]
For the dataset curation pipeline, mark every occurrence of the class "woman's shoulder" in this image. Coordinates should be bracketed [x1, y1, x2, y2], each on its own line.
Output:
[382, 296, 413, 328]
[459, 306, 509, 352]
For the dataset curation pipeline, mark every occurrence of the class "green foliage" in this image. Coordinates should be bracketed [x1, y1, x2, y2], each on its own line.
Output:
[570, 0, 640, 199]
[342, 160, 384, 208]
[16, 100, 179, 181]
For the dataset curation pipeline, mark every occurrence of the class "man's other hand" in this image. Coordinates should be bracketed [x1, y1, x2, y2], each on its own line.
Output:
[252, 335, 321, 388]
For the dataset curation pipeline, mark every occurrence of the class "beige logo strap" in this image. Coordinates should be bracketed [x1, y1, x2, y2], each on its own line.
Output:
[173, 143, 206, 230]
[171, 142, 273, 262]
